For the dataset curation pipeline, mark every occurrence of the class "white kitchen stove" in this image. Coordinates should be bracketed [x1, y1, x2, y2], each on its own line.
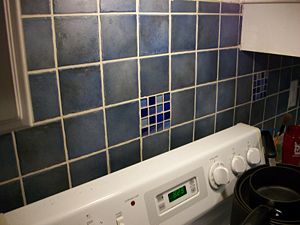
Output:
[1, 123, 265, 225]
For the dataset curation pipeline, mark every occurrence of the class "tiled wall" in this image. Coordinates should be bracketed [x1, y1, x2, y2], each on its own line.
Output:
[1, 0, 300, 213]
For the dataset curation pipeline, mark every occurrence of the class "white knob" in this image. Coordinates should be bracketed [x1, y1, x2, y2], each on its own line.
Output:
[231, 156, 246, 175]
[247, 147, 261, 166]
[209, 162, 230, 189]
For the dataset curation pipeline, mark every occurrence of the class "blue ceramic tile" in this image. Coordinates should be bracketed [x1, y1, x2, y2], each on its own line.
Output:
[54, 0, 97, 13]
[267, 70, 280, 95]
[220, 16, 239, 47]
[171, 122, 193, 150]
[149, 106, 156, 115]
[0, 134, 18, 182]
[142, 118, 148, 127]
[164, 120, 171, 129]
[221, 3, 240, 13]
[102, 15, 137, 60]
[140, 56, 169, 97]
[109, 140, 140, 172]
[277, 92, 289, 115]
[149, 116, 156, 124]
[217, 79, 235, 111]
[101, 0, 136, 12]
[254, 53, 268, 72]
[235, 104, 250, 124]
[250, 99, 265, 125]
[172, 89, 195, 125]
[64, 111, 106, 159]
[143, 131, 169, 160]
[59, 66, 102, 114]
[140, 0, 168, 12]
[157, 104, 163, 113]
[196, 84, 216, 118]
[269, 54, 281, 70]
[164, 102, 170, 111]
[23, 18, 54, 70]
[219, 48, 237, 80]
[172, 0, 196, 12]
[194, 115, 215, 140]
[197, 50, 218, 84]
[140, 16, 168, 56]
[198, 15, 219, 49]
[198, 2, 220, 13]
[171, 53, 195, 90]
[238, 51, 253, 76]
[70, 152, 107, 187]
[103, 60, 138, 105]
[280, 68, 291, 91]
[30, 72, 59, 121]
[236, 75, 252, 105]
[23, 166, 69, 204]
[216, 109, 234, 132]
[141, 98, 147, 108]
[16, 122, 65, 174]
[157, 114, 164, 123]
[21, 0, 50, 14]
[164, 93, 170, 101]
[0, 181, 23, 213]
[55, 16, 99, 66]
[150, 125, 156, 134]
[164, 112, 170, 120]
[172, 16, 196, 52]
[141, 108, 148, 117]
[142, 128, 148, 136]
[157, 95, 163, 104]
[264, 95, 277, 119]
[149, 96, 156, 105]
[106, 102, 139, 146]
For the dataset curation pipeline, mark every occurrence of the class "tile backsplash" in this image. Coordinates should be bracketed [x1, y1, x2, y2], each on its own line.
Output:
[1, 0, 300, 213]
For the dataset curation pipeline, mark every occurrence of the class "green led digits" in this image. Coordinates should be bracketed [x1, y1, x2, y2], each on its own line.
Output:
[168, 186, 187, 203]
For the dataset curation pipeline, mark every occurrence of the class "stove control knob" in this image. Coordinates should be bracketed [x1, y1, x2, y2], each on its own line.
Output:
[209, 162, 230, 189]
[247, 147, 261, 166]
[231, 156, 246, 175]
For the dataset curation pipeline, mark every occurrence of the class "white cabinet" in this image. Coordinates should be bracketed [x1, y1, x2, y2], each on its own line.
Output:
[0, 0, 33, 134]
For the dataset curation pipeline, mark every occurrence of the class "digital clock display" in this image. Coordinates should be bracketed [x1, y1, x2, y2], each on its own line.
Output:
[168, 186, 187, 203]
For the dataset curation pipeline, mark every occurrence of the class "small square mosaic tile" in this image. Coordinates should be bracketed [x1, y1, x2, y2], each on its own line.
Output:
[253, 72, 268, 101]
[140, 93, 171, 136]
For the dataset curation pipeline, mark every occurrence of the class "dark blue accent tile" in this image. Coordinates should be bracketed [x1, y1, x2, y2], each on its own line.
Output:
[195, 115, 215, 140]
[103, 60, 138, 105]
[217, 79, 235, 111]
[142, 128, 148, 136]
[221, 3, 240, 13]
[101, 15, 137, 60]
[280, 68, 291, 91]
[238, 51, 253, 76]
[55, 16, 99, 66]
[141, 108, 148, 117]
[250, 99, 265, 125]
[150, 116, 156, 124]
[149, 96, 156, 105]
[23, 18, 54, 70]
[157, 114, 164, 123]
[30, 72, 59, 121]
[143, 131, 169, 160]
[149, 106, 156, 115]
[198, 15, 219, 49]
[236, 75, 252, 105]
[277, 92, 289, 115]
[64, 111, 106, 159]
[21, 0, 50, 14]
[109, 140, 140, 172]
[59, 66, 102, 114]
[0, 134, 18, 182]
[141, 98, 147, 108]
[164, 112, 170, 120]
[106, 102, 139, 146]
[140, 16, 169, 56]
[216, 109, 234, 132]
[254, 53, 268, 72]
[16, 122, 65, 174]
[140, 0, 168, 12]
[150, 125, 156, 134]
[70, 152, 107, 187]
[196, 84, 216, 118]
[171, 122, 193, 150]
[197, 50, 218, 84]
[235, 104, 250, 124]
[157, 123, 163, 131]
[199, 2, 220, 13]
[172, 53, 195, 90]
[0, 181, 23, 213]
[100, 0, 136, 12]
[54, 0, 97, 13]
[172, 16, 196, 52]
[219, 48, 237, 80]
[220, 16, 239, 47]
[23, 166, 69, 204]
[164, 102, 170, 111]
[267, 70, 280, 95]
[172, 89, 195, 125]
[140, 56, 169, 97]
[172, 0, 196, 12]
[157, 104, 163, 113]
[164, 93, 170, 101]
[264, 95, 277, 119]
[269, 54, 281, 70]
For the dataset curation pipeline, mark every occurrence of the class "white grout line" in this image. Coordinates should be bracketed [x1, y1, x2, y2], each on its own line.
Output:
[168, 0, 172, 152]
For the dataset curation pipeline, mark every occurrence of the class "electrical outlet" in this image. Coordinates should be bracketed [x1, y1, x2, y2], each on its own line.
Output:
[288, 80, 298, 108]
